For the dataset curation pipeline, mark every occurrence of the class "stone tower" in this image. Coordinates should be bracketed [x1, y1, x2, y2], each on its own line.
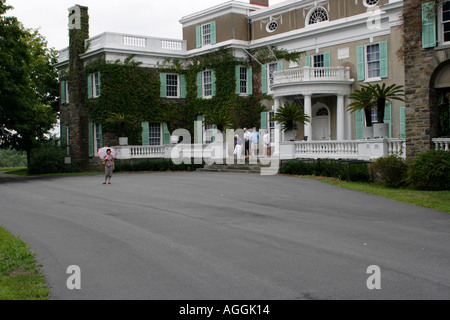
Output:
[61, 5, 90, 168]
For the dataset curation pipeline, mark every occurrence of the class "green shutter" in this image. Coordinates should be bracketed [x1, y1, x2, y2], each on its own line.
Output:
[323, 52, 331, 67]
[87, 74, 93, 99]
[212, 124, 217, 143]
[160, 73, 167, 98]
[88, 122, 94, 157]
[98, 124, 103, 149]
[196, 26, 202, 48]
[379, 42, 388, 78]
[141, 122, 150, 146]
[197, 72, 202, 98]
[277, 61, 283, 71]
[422, 2, 436, 49]
[384, 101, 392, 138]
[180, 74, 187, 98]
[305, 56, 311, 67]
[357, 46, 365, 81]
[210, 21, 217, 45]
[196, 115, 203, 144]
[260, 111, 268, 130]
[261, 64, 268, 94]
[211, 70, 216, 96]
[355, 109, 364, 140]
[235, 66, 241, 94]
[61, 125, 67, 146]
[163, 122, 170, 145]
[248, 67, 253, 95]
[400, 107, 406, 138]
[61, 81, 66, 104]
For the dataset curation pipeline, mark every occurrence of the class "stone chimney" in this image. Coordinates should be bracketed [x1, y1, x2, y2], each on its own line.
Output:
[250, 0, 269, 7]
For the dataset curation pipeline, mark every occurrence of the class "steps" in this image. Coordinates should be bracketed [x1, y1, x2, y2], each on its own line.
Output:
[197, 160, 271, 173]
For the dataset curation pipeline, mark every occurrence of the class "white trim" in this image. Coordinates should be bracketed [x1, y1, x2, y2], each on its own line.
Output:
[166, 73, 180, 99]
[202, 70, 213, 99]
[364, 43, 381, 80]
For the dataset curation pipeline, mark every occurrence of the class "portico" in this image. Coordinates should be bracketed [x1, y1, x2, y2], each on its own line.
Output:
[272, 66, 354, 142]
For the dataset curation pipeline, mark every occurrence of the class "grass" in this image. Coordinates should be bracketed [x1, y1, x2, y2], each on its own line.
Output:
[301, 175, 450, 213]
[0, 226, 50, 300]
[0, 167, 26, 172]
[3, 168, 103, 177]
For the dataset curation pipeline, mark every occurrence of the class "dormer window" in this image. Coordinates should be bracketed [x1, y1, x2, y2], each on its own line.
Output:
[307, 7, 329, 25]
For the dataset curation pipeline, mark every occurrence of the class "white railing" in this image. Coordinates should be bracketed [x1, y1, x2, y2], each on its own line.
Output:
[291, 139, 405, 161]
[433, 138, 450, 151]
[84, 32, 187, 55]
[273, 66, 351, 85]
[115, 145, 166, 159]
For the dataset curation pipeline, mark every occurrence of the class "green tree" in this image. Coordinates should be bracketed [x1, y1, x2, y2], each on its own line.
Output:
[364, 83, 405, 123]
[0, 1, 58, 164]
[347, 86, 376, 127]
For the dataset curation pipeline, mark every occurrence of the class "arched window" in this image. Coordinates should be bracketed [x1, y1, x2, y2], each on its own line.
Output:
[307, 7, 329, 25]
[365, 0, 379, 7]
[316, 107, 329, 116]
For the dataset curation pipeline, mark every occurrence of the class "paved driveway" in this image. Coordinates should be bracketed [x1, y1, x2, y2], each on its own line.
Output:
[0, 172, 449, 299]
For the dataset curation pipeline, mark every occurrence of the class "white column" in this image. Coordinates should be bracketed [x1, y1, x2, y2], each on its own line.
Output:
[304, 94, 312, 140]
[274, 98, 281, 144]
[336, 95, 345, 141]
[344, 95, 352, 140]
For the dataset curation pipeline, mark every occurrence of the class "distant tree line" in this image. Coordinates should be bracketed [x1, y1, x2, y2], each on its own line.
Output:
[0, 149, 27, 167]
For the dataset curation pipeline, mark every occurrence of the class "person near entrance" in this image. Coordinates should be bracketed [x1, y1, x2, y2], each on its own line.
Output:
[243, 128, 251, 159]
[251, 127, 260, 158]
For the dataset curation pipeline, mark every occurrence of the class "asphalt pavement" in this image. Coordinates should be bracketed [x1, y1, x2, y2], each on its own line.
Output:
[0, 171, 449, 299]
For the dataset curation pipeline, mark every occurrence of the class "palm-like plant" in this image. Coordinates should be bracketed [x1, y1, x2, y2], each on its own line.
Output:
[204, 110, 235, 133]
[105, 112, 139, 137]
[154, 104, 184, 133]
[364, 83, 405, 123]
[347, 86, 376, 127]
[271, 102, 310, 132]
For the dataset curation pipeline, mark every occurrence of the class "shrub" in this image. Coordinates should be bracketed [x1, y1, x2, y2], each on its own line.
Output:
[407, 150, 450, 191]
[279, 159, 370, 182]
[115, 159, 203, 173]
[28, 143, 76, 174]
[369, 155, 408, 188]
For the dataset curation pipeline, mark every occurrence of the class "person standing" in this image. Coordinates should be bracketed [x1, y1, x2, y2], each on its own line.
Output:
[243, 128, 251, 159]
[234, 134, 243, 163]
[250, 127, 260, 158]
[103, 149, 115, 184]
[263, 130, 270, 157]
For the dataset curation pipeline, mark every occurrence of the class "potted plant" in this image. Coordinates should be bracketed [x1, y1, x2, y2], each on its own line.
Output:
[204, 110, 236, 141]
[271, 102, 310, 141]
[364, 83, 405, 138]
[347, 86, 376, 139]
[105, 112, 139, 145]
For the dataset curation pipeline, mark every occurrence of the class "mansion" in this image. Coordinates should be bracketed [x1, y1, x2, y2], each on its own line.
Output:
[56, 0, 450, 168]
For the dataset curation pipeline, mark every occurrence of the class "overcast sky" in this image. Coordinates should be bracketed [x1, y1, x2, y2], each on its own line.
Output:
[6, 0, 287, 51]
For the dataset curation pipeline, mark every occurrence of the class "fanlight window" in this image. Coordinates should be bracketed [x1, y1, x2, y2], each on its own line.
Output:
[308, 7, 329, 25]
[316, 107, 329, 116]
[366, 0, 379, 6]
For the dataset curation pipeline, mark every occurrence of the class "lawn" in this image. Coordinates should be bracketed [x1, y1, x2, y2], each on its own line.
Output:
[0, 226, 50, 300]
[304, 176, 450, 213]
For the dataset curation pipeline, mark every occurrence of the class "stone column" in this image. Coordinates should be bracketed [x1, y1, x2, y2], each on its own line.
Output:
[337, 95, 345, 141]
[304, 94, 312, 140]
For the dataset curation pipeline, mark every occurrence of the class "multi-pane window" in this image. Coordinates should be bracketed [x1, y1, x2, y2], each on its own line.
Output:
[268, 63, 278, 88]
[366, 44, 380, 79]
[204, 124, 214, 144]
[371, 109, 378, 124]
[442, 2, 450, 44]
[203, 70, 212, 97]
[240, 67, 248, 94]
[202, 23, 211, 46]
[166, 74, 179, 98]
[149, 123, 161, 145]
[313, 54, 324, 67]
[308, 7, 329, 25]
[269, 111, 275, 144]
[93, 72, 100, 98]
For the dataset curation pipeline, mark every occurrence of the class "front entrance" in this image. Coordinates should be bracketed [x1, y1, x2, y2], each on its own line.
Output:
[312, 103, 330, 140]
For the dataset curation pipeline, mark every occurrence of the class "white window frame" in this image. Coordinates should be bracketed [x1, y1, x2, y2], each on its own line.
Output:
[202, 70, 212, 99]
[439, 1, 450, 46]
[239, 66, 248, 95]
[201, 23, 212, 46]
[64, 81, 70, 104]
[269, 111, 275, 144]
[91, 72, 100, 98]
[312, 54, 325, 68]
[148, 123, 162, 146]
[365, 43, 381, 82]
[204, 124, 214, 144]
[267, 62, 278, 94]
[166, 73, 180, 98]
[363, 0, 379, 8]
[305, 6, 329, 27]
